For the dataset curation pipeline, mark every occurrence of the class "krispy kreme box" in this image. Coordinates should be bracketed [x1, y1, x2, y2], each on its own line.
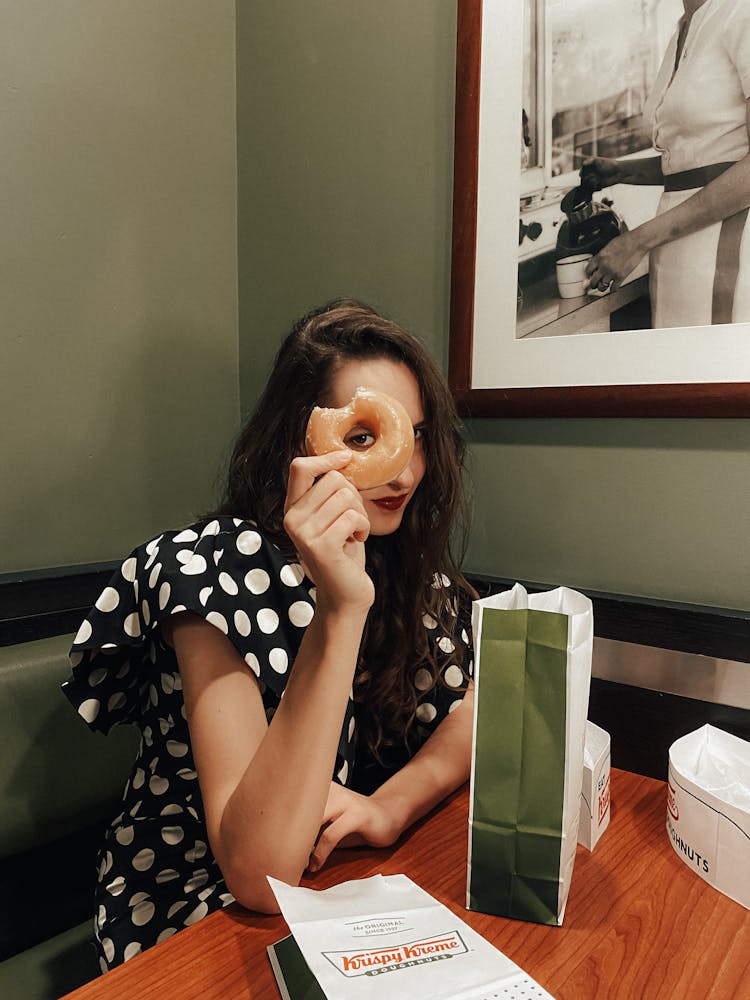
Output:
[578, 721, 611, 851]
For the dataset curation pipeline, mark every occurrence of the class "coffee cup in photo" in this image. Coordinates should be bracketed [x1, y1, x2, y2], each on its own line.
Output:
[556, 253, 593, 299]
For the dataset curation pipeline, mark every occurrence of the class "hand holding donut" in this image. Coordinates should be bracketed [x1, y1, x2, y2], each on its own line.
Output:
[305, 386, 415, 490]
[283, 451, 374, 614]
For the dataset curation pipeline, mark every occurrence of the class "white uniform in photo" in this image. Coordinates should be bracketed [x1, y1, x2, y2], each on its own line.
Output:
[645, 0, 750, 328]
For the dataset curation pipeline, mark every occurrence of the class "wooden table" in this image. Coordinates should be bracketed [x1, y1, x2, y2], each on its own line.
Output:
[62, 770, 750, 1000]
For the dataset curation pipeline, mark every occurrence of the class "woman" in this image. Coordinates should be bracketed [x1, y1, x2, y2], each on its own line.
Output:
[583, 0, 750, 328]
[62, 299, 475, 972]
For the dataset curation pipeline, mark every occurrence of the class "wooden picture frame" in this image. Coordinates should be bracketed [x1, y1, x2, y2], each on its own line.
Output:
[448, 0, 750, 417]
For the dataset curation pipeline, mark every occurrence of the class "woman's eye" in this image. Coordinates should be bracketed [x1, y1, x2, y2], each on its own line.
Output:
[344, 429, 375, 450]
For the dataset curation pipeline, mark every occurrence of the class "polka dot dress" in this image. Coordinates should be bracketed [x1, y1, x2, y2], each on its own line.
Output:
[352, 574, 475, 794]
[62, 516, 473, 971]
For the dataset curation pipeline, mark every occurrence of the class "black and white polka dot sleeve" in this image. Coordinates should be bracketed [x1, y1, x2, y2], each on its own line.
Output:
[62, 517, 317, 734]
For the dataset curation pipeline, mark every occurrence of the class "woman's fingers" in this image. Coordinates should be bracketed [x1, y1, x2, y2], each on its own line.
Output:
[308, 824, 340, 873]
[284, 457, 374, 612]
[584, 233, 643, 294]
[284, 475, 370, 553]
[283, 465, 372, 610]
[303, 487, 370, 543]
[308, 815, 363, 872]
[309, 785, 361, 871]
[584, 268, 612, 292]
[285, 464, 365, 530]
[327, 508, 371, 548]
[584, 254, 613, 291]
[307, 785, 397, 873]
[285, 451, 352, 511]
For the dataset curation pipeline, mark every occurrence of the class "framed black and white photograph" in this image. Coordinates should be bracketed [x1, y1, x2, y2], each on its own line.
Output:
[449, 0, 750, 416]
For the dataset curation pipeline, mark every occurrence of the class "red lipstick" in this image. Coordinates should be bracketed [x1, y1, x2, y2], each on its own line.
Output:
[373, 494, 408, 512]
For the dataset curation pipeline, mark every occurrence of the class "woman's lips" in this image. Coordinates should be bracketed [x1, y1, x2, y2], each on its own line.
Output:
[372, 494, 408, 511]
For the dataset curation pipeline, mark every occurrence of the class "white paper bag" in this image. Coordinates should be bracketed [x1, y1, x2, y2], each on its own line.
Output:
[467, 584, 593, 925]
[667, 724, 750, 910]
[578, 721, 611, 851]
[268, 874, 555, 1000]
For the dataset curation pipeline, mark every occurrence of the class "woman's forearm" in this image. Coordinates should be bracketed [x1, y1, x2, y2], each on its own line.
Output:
[636, 156, 750, 253]
[176, 604, 367, 913]
[221, 607, 367, 908]
[583, 154, 663, 189]
[615, 155, 664, 186]
[586, 153, 750, 291]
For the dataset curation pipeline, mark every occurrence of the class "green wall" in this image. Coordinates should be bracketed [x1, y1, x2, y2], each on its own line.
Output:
[236, 1, 456, 405]
[5, 1, 747, 611]
[236, 1, 750, 611]
[2, 1, 239, 573]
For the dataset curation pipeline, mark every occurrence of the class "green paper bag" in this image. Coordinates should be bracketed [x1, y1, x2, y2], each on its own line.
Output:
[466, 583, 593, 925]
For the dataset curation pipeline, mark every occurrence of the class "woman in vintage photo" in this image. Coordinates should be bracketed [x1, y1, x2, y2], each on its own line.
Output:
[583, 0, 750, 329]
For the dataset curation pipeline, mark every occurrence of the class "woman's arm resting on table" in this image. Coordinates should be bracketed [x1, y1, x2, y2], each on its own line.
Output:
[170, 451, 373, 914]
[309, 684, 474, 871]
[586, 101, 750, 291]
[172, 606, 367, 913]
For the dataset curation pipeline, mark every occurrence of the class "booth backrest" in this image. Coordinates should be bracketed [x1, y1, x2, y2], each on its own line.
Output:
[0, 634, 138, 858]
[0, 634, 138, 966]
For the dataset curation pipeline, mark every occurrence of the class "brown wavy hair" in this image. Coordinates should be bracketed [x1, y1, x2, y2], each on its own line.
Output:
[208, 299, 473, 755]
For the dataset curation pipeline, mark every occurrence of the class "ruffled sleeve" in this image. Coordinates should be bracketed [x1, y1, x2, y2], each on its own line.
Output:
[62, 517, 317, 735]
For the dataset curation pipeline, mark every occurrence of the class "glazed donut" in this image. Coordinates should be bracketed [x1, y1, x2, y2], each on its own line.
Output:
[305, 386, 415, 490]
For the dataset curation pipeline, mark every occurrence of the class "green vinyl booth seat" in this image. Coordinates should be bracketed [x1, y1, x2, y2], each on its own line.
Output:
[0, 634, 138, 999]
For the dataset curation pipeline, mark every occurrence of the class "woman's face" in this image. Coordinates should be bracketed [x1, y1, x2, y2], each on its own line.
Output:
[325, 358, 427, 536]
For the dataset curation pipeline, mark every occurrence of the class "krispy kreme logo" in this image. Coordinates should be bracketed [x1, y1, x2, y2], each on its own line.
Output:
[597, 774, 611, 824]
[324, 930, 468, 978]
[667, 780, 679, 821]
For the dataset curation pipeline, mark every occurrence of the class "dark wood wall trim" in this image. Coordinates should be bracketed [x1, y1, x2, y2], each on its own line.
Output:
[2, 566, 748, 780]
[0, 565, 117, 646]
[589, 679, 750, 781]
[468, 574, 750, 662]
[3, 566, 749, 661]
[3, 566, 749, 658]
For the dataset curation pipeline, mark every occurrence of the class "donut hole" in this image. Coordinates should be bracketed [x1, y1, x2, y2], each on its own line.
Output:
[343, 424, 377, 451]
